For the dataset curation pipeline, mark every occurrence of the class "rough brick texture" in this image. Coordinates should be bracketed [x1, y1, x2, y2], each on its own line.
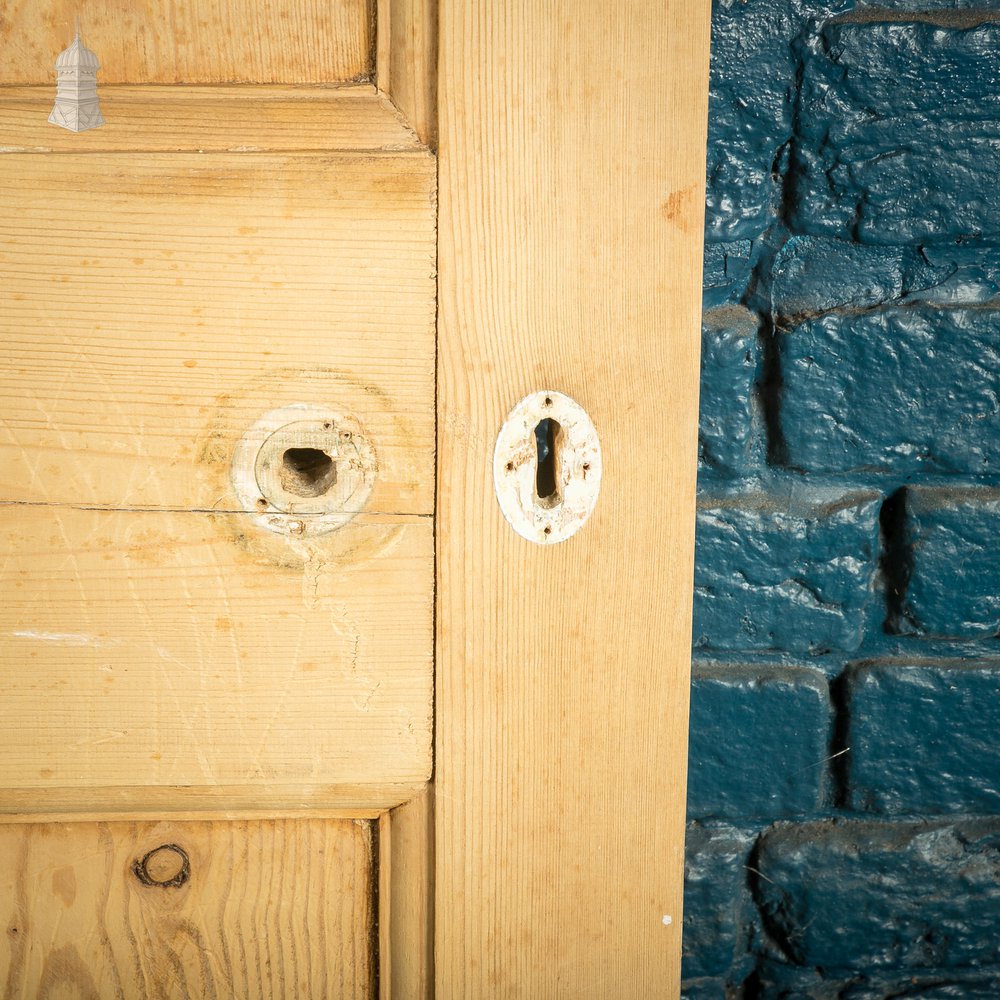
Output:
[792, 19, 1000, 244]
[846, 660, 1000, 815]
[687, 0, 1000, 992]
[679, 978, 728, 1000]
[753, 961, 1000, 999]
[754, 819, 1000, 969]
[698, 307, 759, 475]
[703, 241, 755, 310]
[705, 0, 791, 241]
[770, 237, 941, 317]
[868, 4, 1000, 9]
[693, 492, 879, 654]
[905, 488, 1000, 638]
[687, 665, 831, 820]
[682, 824, 755, 979]
[705, 0, 855, 242]
[780, 308, 1000, 476]
[772, 238, 1000, 316]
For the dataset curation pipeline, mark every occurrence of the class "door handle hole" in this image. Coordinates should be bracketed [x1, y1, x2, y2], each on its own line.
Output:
[280, 447, 337, 498]
[534, 418, 561, 507]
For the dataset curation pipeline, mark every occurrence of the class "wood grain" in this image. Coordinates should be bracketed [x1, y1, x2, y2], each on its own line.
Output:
[0, 150, 435, 516]
[379, 786, 433, 999]
[1, 0, 371, 85]
[376, 0, 437, 147]
[0, 504, 432, 797]
[0, 783, 425, 821]
[0, 85, 421, 153]
[0, 143, 436, 807]
[0, 817, 376, 998]
[436, 0, 711, 994]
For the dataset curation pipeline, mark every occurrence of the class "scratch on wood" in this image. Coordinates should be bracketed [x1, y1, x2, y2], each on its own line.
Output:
[72, 729, 128, 748]
[11, 630, 116, 646]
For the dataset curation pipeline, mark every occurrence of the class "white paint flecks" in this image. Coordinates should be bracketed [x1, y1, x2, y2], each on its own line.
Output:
[661, 915, 673, 926]
[493, 390, 601, 544]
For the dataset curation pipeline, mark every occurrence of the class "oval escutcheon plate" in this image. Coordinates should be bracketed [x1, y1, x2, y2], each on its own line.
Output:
[493, 390, 602, 544]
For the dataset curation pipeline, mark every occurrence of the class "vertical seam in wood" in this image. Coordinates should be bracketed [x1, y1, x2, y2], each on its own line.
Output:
[370, 817, 383, 999]
[369, 0, 381, 85]
[376, 0, 391, 92]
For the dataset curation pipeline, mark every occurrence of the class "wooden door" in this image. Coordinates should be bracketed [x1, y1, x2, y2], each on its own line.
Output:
[0, 2, 709, 996]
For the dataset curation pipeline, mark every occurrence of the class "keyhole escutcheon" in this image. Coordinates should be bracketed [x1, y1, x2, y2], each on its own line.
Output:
[493, 391, 601, 544]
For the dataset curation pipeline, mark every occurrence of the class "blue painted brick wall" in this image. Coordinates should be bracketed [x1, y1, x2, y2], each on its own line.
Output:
[845, 660, 1000, 814]
[792, 19, 1000, 243]
[685, 1, 1000, 995]
[682, 824, 756, 979]
[699, 307, 759, 475]
[780, 310, 1000, 475]
[694, 492, 879, 653]
[905, 488, 1000, 637]
[754, 819, 1000, 969]
[687, 665, 831, 819]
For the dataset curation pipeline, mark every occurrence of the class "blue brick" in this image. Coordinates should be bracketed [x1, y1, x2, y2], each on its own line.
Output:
[754, 819, 1000, 969]
[771, 238, 911, 316]
[858, 4, 1000, 9]
[693, 491, 880, 654]
[780, 308, 1000, 476]
[706, 0, 850, 241]
[687, 664, 831, 820]
[680, 978, 729, 1000]
[703, 240, 755, 310]
[791, 20, 1000, 243]
[753, 961, 1000, 999]
[699, 306, 759, 476]
[770, 237, 941, 317]
[917, 242, 1000, 305]
[839, 969, 1000, 999]
[845, 659, 1000, 814]
[906, 488, 1000, 638]
[683, 823, 755, 979]
[772, 238, 1000, 318]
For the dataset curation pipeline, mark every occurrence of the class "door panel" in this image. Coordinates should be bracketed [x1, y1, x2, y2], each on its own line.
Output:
[0, 95, 436, 808]
[0, 505, 431, 794]
[0, 818, 376, 999]
[2, 0, 371, 85]
[0, 152, 435, 514]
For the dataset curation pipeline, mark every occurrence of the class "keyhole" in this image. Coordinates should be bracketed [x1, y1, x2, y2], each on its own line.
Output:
[535, 418, 561, 507]
[280, 447, 337, 497]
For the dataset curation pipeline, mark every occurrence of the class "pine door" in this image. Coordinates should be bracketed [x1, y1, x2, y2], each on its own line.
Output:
[0, 1, 709, 995]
